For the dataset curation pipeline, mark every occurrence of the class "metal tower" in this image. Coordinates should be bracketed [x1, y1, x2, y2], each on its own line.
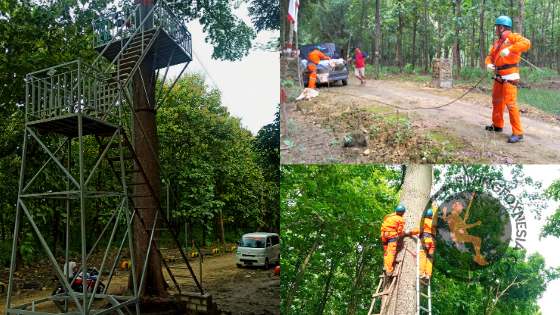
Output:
[5, 2, 203, 314]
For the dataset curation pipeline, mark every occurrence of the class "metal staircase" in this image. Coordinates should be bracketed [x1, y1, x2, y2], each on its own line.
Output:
[367, 236, 433, 315]
[5, 2, 200, 315]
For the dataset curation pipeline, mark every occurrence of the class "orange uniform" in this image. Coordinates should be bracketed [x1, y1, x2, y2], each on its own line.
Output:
[380, 213, 405, 273]
[307, 49, 331, 89]
[485, 32, 531, 136]
[419, 218, 435, 278]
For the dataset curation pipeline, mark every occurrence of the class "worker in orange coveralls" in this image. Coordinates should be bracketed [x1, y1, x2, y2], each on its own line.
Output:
[380, 204, 408, 276]
[307, 46, 331, 89]
[419, 202, 438, 280]
[485, 15, 531, 143]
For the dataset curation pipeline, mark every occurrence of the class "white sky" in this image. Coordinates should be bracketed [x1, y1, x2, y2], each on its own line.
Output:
[165, 4, 279, 135]
[430, 165, 560, 313]
[520, 165, 560, 315]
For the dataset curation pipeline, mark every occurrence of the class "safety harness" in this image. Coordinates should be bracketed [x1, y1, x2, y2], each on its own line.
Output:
[491, 30, 520, 86]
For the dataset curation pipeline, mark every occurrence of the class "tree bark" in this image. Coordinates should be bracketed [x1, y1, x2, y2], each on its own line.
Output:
[383, 165, 432, 315]
[131, 0, 167, 297]
[422, 0, 430, 72]
[285, 227, 323, 310]
[219, 209, 226, 250]
[396, 1, 404, 71]
[479, 0, 486, 69]
[453, 0, 462, 79]
[515, 0, 525, 33]
[412, 11, 418, 68]
[316, 257, 338, 315]
[347, 244, 371, 315]
[374, 0, 381, 78]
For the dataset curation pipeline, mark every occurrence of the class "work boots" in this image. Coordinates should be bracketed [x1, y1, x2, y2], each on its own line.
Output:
[485, 125, 503, 132]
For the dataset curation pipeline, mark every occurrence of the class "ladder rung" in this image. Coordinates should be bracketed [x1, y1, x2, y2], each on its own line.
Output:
[370, 290, 389, 298]
[129, 194, 152, 198]
[420, 306, 429, 312]
[421, 292, 429, 298]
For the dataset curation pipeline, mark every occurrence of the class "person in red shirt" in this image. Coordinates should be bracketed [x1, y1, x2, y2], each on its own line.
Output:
[350, 48, 367, 85]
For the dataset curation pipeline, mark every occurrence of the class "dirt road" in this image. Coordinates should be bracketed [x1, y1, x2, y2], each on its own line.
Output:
[0, 253, 279, 315]
[282, 78, 560, 163]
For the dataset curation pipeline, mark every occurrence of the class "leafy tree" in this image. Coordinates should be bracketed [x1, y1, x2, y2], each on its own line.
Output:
[542, 179, 560, 237]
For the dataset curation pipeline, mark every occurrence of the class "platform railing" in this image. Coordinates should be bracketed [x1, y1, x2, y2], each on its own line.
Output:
[155, 1, 192, 60]
[92, 2, 192, 60]
[25, 60, 118, 122]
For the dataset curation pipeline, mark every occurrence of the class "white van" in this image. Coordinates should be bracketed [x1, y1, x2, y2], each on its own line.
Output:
[236, 232, 280, 269]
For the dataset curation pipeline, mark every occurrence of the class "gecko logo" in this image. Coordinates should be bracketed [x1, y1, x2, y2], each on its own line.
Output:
[425, 190, 514, 279]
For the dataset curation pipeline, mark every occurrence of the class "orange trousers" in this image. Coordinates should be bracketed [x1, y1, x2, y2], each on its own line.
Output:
[491, 80, 523, 135]
[383, 240, 398, 273]
[307, 64, 317, 88]
[419, 237, 435, 278]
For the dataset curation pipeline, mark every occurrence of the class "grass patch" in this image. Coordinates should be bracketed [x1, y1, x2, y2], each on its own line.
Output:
[426, 130, 463, 151]
[518, 87, 560, 115]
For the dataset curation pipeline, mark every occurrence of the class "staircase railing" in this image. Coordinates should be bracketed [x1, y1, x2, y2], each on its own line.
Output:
[25, 60, 116, 122]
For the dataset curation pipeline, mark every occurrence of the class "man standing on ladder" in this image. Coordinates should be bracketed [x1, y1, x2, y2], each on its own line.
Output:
[419, 202, 438, 280]
[380, 204, 414, 277]
[485, 15, 531, 143]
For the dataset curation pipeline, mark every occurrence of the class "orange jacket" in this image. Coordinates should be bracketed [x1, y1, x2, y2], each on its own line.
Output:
[485, 32, 531, 76]
[381, 213, 404, 239]
[422, 218, 433, 236]
[308, 49, 331, 65]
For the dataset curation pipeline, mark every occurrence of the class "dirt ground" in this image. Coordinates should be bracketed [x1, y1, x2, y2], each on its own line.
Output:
[281, 77, 560, 163]
[0, 253, 279, 315]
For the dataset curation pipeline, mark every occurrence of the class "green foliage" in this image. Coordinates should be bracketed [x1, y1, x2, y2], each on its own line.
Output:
[542, 180, 560, 237]
[281, 164, 555, 314]
[158, 74, 272, 236]
[167, 0, 256, 60]
[298, 0, 560, 75]
[248, 0, 280, 32]
[281, 164, 401, 314]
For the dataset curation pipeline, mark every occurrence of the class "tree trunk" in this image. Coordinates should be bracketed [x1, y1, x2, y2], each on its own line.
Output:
[479, 0, 486, 69]
[396, 1, 404, 71]
[471, 22, 476, 68]
[219, 209, 226, 250]
[515, 0, 525, 33]
[374, 0, 381, 78]
[52, 208, 60, 255]
[383, 165, 433, 315]
[285, 227, 323, 310]
[131, 0, 167, 297]
[315, 257, 338, 315]
[347, 244, 371, 315]
[412, 11, 418, 68]
[423, 0, 430, 72]
[358, 0, 369, 48]
[453, 0, 462, 79]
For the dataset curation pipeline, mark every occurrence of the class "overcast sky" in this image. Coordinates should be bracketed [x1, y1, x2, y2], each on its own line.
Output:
[164, 4, 279, 135]
[521, 165, 560, 315]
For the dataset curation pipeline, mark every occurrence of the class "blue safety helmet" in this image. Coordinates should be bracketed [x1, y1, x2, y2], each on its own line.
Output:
[495, 16, 513, 28]
[395, 204, 406, 213]
[424, 208, 433, 218]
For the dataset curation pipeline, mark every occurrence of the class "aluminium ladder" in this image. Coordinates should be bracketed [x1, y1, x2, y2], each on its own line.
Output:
[367, 236, 432, 315]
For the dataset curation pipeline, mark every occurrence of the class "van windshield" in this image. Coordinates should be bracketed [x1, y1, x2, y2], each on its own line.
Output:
[239, 237, 266, 248]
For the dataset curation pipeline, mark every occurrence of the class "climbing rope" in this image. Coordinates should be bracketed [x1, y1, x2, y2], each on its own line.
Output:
[322, 74, 488, 112]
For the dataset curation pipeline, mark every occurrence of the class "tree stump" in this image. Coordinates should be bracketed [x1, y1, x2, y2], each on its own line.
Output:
[432, 58, 453, 88]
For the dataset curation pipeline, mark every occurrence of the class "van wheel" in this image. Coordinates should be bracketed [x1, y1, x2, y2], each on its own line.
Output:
[342, 79, 348, 86]
[264, 258, 270, 270]
[236, 263, 243, 268]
